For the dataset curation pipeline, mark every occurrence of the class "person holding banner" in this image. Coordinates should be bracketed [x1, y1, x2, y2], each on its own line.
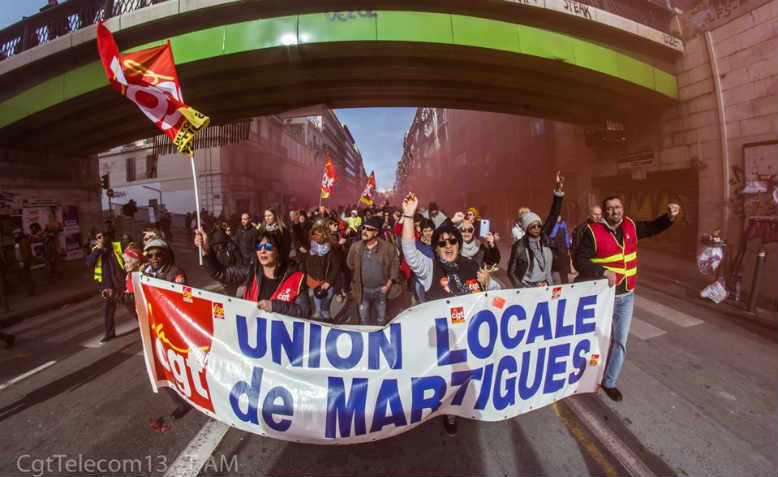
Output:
[574, 196, 680, 402]
[400, 193, 500, 436]
[346, 216, 401, 326]
[195, 229, 310, 318]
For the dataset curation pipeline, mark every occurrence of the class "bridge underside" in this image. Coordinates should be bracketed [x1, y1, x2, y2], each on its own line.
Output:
[0, 41, 674, 156]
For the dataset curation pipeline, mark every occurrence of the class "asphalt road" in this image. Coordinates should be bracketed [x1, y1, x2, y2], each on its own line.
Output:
[0, 245, 775, 477]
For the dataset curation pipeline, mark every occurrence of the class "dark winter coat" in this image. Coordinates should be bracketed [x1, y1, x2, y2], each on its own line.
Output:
[507, 191, 563, 287]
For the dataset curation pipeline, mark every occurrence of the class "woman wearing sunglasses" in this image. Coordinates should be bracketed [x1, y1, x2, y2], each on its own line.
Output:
[195, 228, 310, 318]
[400, 192, 500, 437]
[458, 219, 500, 269]
[507, 172, 565, 288]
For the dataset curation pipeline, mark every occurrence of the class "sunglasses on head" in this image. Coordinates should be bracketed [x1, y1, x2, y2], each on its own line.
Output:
[461, 227, 474, 233]
[256, 242, 274, 251]
[437, 238, 458, 247]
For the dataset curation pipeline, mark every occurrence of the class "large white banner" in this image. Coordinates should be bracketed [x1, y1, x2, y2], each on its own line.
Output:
[134, 274, 614, 444]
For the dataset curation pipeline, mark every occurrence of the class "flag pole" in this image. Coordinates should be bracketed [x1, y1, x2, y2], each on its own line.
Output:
[189, 152, 203, 266]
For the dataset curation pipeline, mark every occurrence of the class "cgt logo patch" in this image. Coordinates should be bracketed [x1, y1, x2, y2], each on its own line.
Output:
[552, 286, 562, 300]
[182, 286, 193, 303]
[450, 306, 465, 324]
[589, 354, 600, 366]
[465, 279, 481, 293]
[212, 302, 224, 320]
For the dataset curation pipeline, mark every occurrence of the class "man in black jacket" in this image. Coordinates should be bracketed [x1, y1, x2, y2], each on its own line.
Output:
[86, 230, 125, 343]
[573, 196, 679, 402]
[234, 213, 257, 264]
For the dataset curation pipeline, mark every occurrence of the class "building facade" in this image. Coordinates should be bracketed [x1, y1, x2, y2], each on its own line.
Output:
[98, 111, 367, 220]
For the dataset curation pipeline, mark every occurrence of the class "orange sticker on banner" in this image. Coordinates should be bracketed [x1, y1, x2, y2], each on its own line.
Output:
[589, 354, 600, 365]
[182, 286, 193, 303]
[212, 302, 224, 319]
[552, 287, 562, 300]
[450, 307, 465, 324]
[492, 296, 506, 309]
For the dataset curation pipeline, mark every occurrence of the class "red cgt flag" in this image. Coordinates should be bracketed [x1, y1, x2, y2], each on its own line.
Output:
[360, 171, 376, 205]
[96, 22, 209, 155]
[320, 155, 337, 199]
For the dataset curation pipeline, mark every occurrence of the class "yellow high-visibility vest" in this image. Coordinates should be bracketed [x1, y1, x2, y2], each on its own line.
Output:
[92, 241, 125, 282]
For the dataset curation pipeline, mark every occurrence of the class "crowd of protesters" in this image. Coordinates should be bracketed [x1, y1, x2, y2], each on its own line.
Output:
[74, 170, 681, 433]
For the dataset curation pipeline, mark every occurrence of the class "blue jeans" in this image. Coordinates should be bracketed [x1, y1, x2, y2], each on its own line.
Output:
[359, 287, 387, 325]
[313, 287, 335, 320]
[603, 291, 635, 387]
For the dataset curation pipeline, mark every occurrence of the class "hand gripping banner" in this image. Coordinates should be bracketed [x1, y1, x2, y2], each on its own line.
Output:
[96, 22, 209, 155]
[133, 274, 614, 444]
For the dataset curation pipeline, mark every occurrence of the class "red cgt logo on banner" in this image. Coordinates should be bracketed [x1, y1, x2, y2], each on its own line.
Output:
[96, 22, 209, 155]
[142, 283, 216, 412]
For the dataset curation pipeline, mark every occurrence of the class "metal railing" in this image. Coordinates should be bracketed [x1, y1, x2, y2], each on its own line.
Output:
[0, 0, 676, 62]
[0, 0, 171, 61]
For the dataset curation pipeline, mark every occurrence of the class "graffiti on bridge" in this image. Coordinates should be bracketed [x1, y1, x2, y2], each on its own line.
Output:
[325, 11, 377, 22]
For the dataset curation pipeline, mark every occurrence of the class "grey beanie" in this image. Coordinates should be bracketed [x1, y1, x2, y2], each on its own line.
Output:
[520, 212, 542, 231]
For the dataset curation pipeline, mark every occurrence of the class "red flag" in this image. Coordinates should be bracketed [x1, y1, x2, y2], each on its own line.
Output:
[320, 155, 337, 199]
[360, 171, 376, 205]
[96, 22, 209, 155]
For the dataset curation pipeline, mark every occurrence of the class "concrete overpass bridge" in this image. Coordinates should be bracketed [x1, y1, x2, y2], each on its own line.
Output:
[0, 0, 683, 156]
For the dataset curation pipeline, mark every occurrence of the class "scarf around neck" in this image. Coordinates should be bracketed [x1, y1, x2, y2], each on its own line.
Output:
[264, 223, 279, 232]
[460, 239, 479, 258]
[310, 240, 331, 256]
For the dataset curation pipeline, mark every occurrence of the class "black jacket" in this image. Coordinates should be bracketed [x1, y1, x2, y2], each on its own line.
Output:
[204, 252, 310, 318]
[234, 225, 257, 263]
[507, 191, 563, 288]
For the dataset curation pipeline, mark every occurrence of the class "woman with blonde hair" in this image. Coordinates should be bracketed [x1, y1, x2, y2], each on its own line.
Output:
[512, 206, 531, 242]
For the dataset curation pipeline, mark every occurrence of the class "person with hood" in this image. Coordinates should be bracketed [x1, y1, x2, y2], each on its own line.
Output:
[401, 192, 499, 436]
[346, 216, 401, 326]
[507, 172, 565, 288]
[195, 228, 310, 318]
[300, 219, 342, 320]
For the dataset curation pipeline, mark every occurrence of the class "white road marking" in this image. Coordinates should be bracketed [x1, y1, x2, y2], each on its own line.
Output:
[82, 320, 139, 348]
[635, 295, 704, 327]
[629, 318, 666, 340]
[164, 419, 230, 477]
[566, 397, 657, 477]
[0, 360, 57, 391]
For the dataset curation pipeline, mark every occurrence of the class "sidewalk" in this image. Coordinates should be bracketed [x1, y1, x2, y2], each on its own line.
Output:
[623, 247, 777, 329]
[1, 258, 95, 328]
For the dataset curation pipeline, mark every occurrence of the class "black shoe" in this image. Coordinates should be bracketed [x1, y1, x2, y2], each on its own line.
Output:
[601, 385, 623, 402]
[99, 335, 115, 343]
[171, 403, 192, 420]
[443, 415, 458, 436]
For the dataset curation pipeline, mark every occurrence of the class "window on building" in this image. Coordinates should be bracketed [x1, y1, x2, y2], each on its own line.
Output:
[126, 157, 136, 182]
[146, 154, 158, 179]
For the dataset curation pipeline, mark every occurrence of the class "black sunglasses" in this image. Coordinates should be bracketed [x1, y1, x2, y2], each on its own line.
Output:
[147, 251, 165, 259]
[437, 238, 458, 247]
[363, 226, 378, 232]
[461, 227, 474, 233]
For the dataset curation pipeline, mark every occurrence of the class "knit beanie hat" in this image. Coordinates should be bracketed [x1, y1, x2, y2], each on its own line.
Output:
[520, 212, 542, 231]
